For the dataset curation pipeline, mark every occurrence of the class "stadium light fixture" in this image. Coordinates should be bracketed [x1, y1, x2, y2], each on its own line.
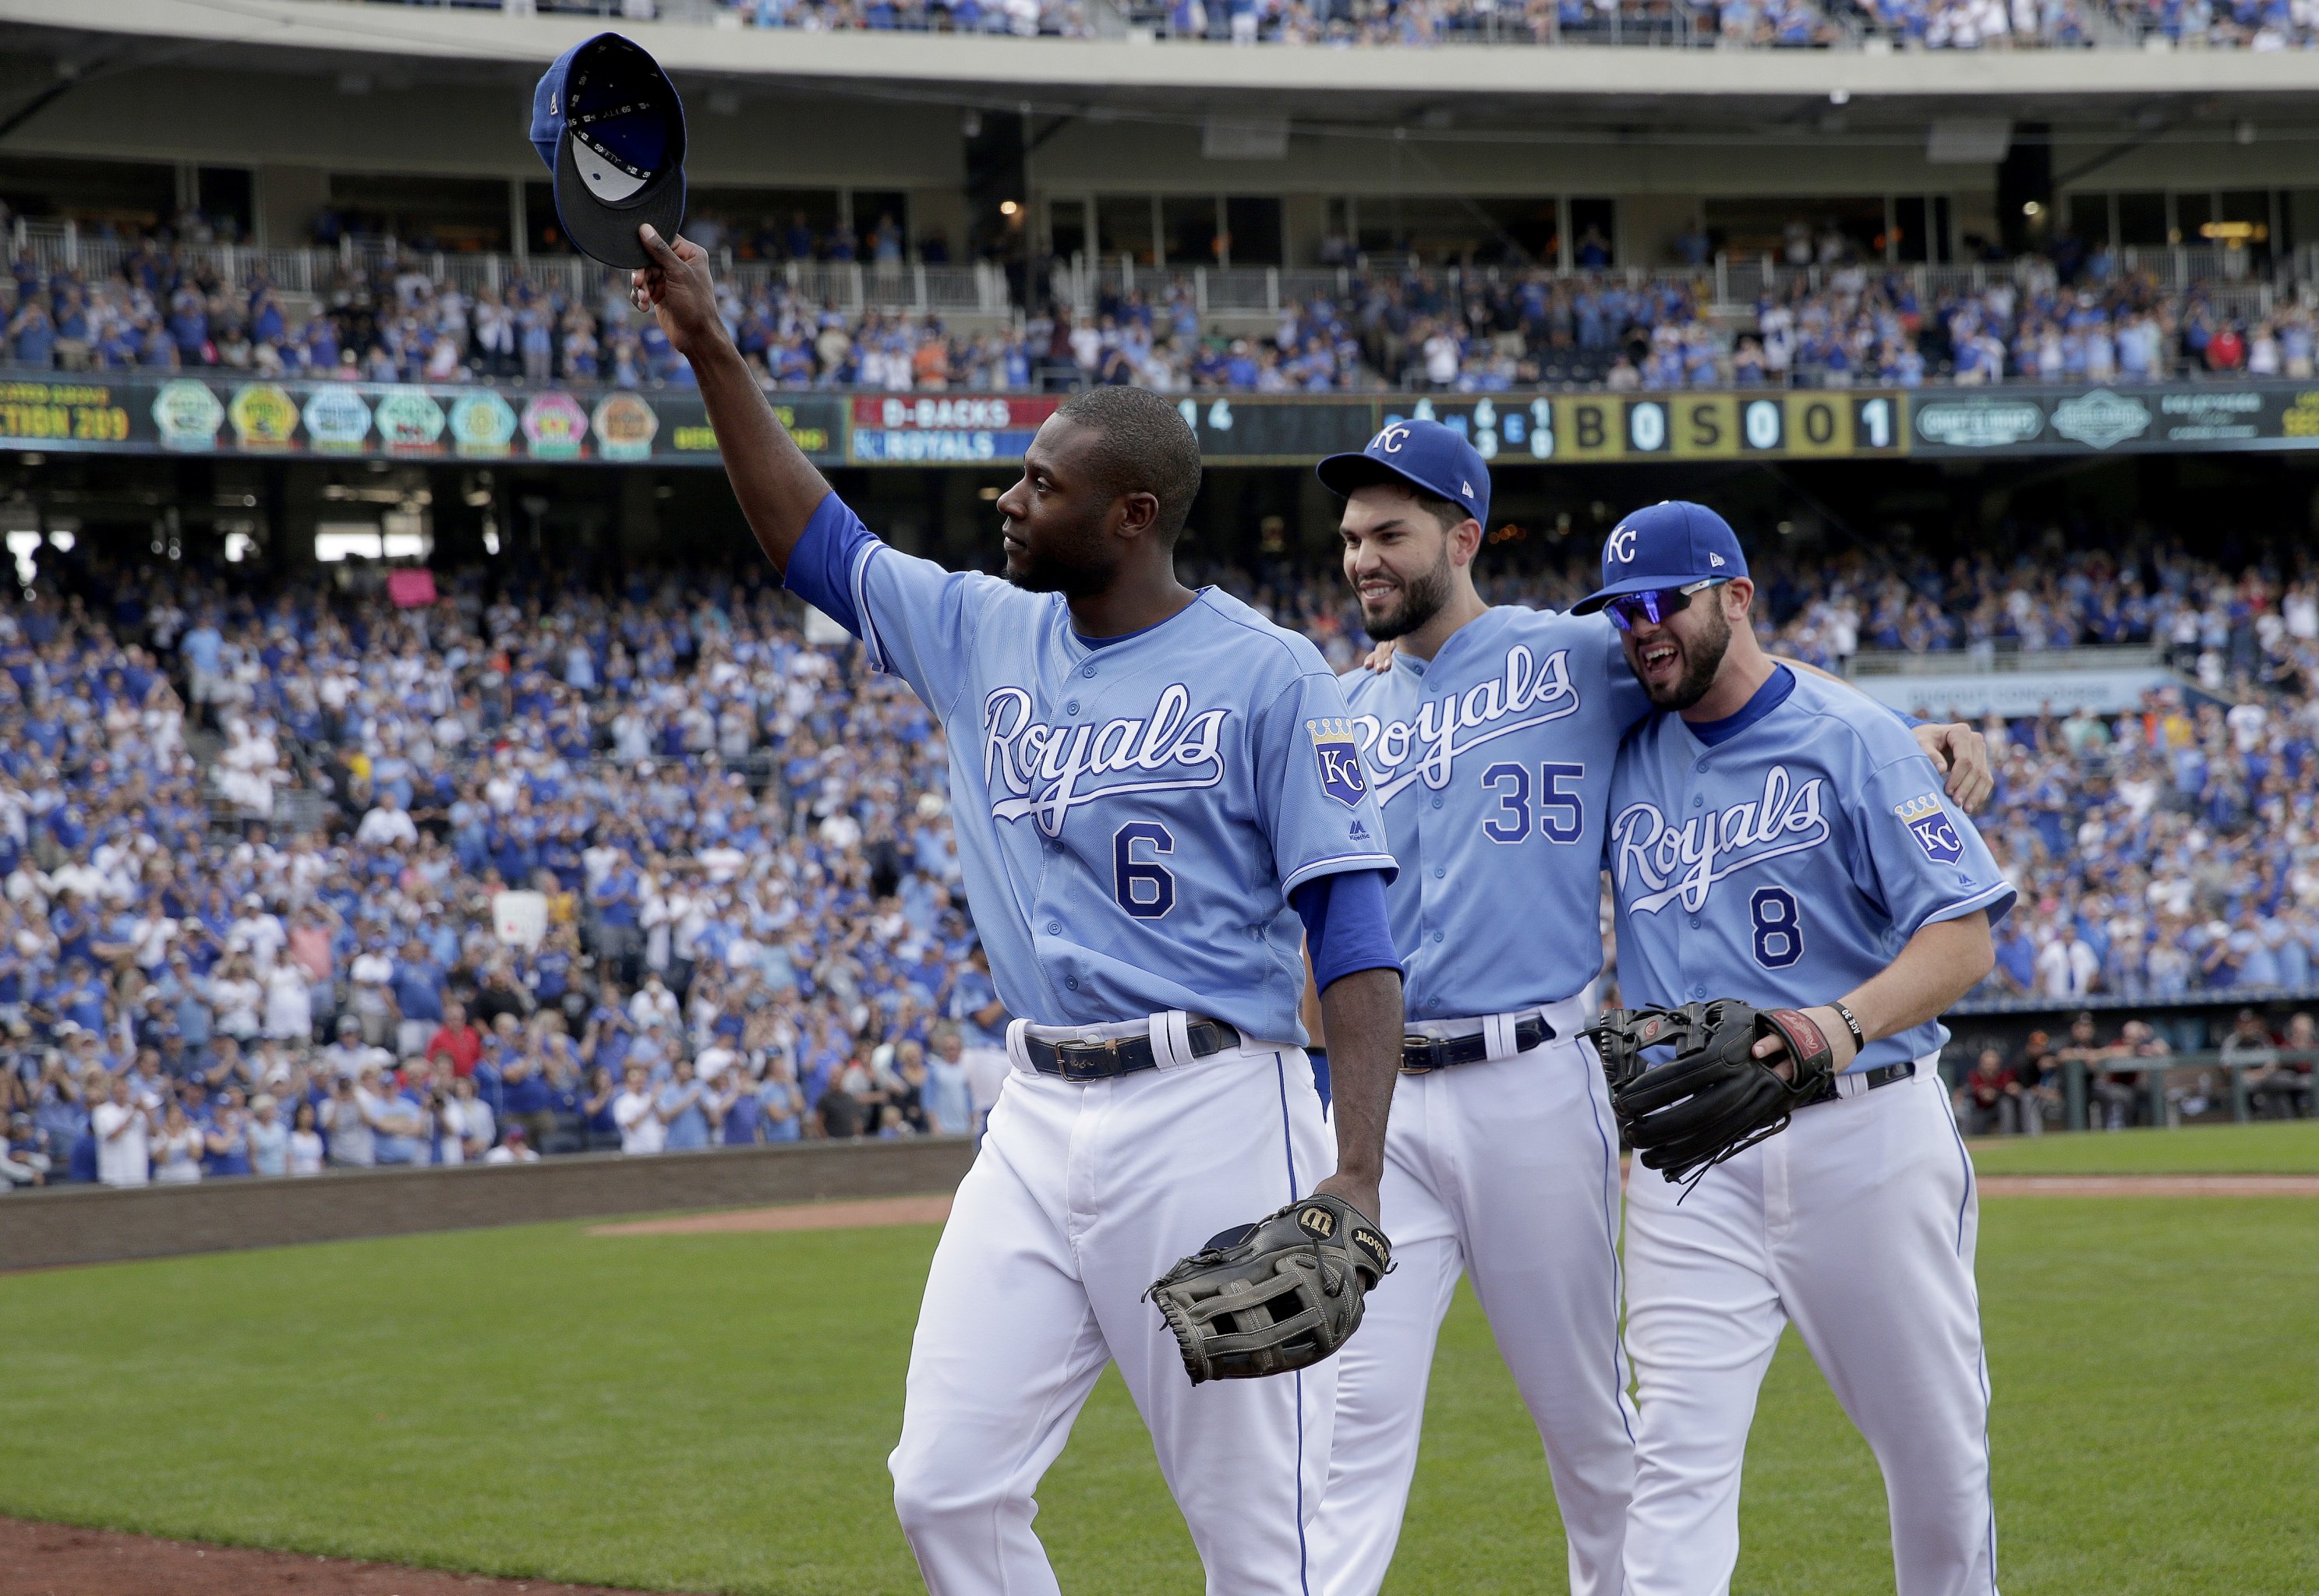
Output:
[999, 200, 1020, 217]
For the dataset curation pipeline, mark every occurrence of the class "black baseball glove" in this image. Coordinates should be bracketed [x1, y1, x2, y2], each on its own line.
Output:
[1145, 1193, 1391, 1385]
[1587, 1001, 1836, 1188]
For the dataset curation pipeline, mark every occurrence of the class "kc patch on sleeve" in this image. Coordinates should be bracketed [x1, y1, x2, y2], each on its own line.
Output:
[1307, 717, 1370, 808]
[1893, 793, 1964, 863]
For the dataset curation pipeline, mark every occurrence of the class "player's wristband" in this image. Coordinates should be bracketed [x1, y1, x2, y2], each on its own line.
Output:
[1829, 1001, 1868, 1053]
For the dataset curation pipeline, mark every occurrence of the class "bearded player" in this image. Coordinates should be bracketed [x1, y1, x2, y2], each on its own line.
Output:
[1581, 500, 2013, 1596]
[1305, 428, 1988, 1596]
[633, 222, 1409, 1594]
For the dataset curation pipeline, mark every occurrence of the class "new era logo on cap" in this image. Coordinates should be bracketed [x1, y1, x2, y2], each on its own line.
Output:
[1460, 480, 1475, 500]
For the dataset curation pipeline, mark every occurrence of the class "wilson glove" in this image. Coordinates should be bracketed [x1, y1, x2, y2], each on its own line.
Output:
[1145, 1193, 1391, 1385]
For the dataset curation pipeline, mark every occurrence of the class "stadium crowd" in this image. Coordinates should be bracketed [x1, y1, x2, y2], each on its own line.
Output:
[700, 0, 2313, 47]
[5, 208, 2310, 397]
[3, 520, 2318, 1188]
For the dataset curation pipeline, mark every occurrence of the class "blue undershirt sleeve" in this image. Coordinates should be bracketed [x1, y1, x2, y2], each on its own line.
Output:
[1291, 869, 1403, 992]
[778, 492, 877, 636]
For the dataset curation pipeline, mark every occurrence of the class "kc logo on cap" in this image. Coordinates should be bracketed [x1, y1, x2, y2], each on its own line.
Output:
[1317, 418, 1491, 529]
[1571, 500, 1751, 616]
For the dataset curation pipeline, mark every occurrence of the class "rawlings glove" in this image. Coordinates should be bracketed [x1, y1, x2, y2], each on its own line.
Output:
[1586, 1001, 1836, 1188]
[1146, 1193, 1391, 1385]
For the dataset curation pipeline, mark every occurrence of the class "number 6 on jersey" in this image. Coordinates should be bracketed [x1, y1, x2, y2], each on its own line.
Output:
[1113, 821, 1176, 919]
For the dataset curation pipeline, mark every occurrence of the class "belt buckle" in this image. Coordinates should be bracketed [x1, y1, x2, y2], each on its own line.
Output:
[1056, 1038, 1117, 1082]
[1399, 1035, 1443, 1075]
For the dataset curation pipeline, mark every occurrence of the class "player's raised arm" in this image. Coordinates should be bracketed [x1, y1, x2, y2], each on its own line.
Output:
[631, 223, 829, 574]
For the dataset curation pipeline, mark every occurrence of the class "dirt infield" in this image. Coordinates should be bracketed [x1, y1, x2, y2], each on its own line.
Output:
[1975, 1174, 2319, 1197]
[590, 1193, 955, 1235]
[0, 1518, 691, 1596]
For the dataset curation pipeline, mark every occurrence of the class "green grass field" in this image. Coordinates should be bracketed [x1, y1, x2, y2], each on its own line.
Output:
[1965, 1118, 2319, 1176]
[2, 1125, 2316, 1594]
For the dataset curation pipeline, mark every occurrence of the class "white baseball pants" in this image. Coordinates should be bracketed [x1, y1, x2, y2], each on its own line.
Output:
[1310, 999, 1638, 1596]
[1621, 1055, 1998, 1596]
[889, 1024, 1335, 1595]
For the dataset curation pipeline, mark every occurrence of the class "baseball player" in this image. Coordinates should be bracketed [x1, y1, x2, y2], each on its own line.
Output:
[1578, 501, 2016, 1596]
[631, 224, 1409, 1594]
[1303, 429, 1991, 1596]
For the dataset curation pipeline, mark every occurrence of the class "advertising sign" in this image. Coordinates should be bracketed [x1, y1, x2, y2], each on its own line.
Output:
[3, 371, 2315, 471]
[849, 395, 1056, 464]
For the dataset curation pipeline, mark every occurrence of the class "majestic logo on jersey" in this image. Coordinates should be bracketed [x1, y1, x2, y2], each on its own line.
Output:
[1893, 793, 1964, 863]
[1349, 646, 1579, 803]
[1307, 718, 1369, 808]
[981, 683, 1228, 837]
[1610, 764, 1832, 914]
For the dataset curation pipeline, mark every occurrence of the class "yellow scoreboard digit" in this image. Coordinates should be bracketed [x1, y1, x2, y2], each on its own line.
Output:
[1558, 397, 1624, 461]
[1670, 395, 1740, 459]
[1783, 394, 1853, 456]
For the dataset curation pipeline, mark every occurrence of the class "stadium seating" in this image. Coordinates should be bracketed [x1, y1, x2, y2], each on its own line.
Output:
[3, 209, 2308, 394]
[367, 0, 2319, 47]
[2, 527, 2316, 1188]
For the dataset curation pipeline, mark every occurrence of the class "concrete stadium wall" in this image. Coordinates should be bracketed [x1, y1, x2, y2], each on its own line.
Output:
[0, 1140, 977, 1273]
[0, 58, 967, 192]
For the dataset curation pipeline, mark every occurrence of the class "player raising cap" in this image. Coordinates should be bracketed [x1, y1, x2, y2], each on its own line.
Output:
[631, 222, 1409, 1594]
[1579, 500, 2016, 1596]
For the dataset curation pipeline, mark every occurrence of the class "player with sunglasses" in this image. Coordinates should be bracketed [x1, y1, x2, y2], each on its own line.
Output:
[1310, 462, 1991, 1596]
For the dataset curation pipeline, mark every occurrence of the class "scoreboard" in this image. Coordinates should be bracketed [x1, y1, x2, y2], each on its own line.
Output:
[6, 374, 2318, 470]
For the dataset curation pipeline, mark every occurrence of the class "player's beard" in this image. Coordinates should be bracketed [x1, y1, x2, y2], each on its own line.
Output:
[1360, 543, 1455, 642]
[1642, 602, 1733, 711]
[1002, 507, 1113, 598]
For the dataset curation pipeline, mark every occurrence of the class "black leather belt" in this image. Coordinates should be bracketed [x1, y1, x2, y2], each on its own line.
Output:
[1801, 1059, 1915, 1107]
[1399, 1015, 1553, 1075]
[1023, 1018, 1243, 1082]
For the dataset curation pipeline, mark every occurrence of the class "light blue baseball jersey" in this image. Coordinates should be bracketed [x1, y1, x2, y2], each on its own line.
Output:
[1341, 606, 1649, 1020]
[784, 492, 1397, 1043]
[1604, 667, 2016, 1072]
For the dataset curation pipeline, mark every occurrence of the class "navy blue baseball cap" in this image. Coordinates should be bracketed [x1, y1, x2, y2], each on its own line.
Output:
[1317, 418, 1490, 529]
[531, 33, 687, 270]
[1570, 500, 1748, 615]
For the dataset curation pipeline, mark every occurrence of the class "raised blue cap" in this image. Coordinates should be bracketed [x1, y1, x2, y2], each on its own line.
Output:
[531, 33, 687, 270]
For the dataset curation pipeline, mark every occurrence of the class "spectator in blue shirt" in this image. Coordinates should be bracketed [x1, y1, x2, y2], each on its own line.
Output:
[656, 1056, 710, 1151]
[9, 298, 56, 368]
[391, 939, 447, 1062]
[592, 861, 642, 985]
[499, 1030, 555, 1152]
